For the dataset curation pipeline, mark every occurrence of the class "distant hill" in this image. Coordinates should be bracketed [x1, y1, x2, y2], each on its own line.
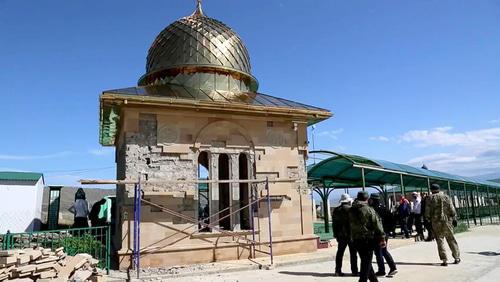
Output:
[41, 186, 115, 227]
[491, 178, 500, 184]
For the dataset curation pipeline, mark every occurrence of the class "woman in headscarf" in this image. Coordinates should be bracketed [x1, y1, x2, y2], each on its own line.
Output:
[68, 188, 89, 228]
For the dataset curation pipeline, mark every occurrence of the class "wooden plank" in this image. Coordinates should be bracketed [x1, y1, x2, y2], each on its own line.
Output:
[16, 264, 36, 273]
[34, 256, 58, 264]
[35, 262, 56, 271]
[39, 270, 57, 279]
[29, 250, 42, 262]
[58, 255, 87, 281]
[16, 254, 30, 265]
[0, 256, 16, 266]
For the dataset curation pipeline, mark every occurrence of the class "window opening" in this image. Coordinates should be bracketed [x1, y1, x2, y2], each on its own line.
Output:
[218, 154, 231, 230]
[239, 153, 251, 230]
[198, 152, 210, 232]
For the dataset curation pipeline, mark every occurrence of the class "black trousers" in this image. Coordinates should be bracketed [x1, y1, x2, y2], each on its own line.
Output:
[424, 220, 434, 240]
[414, 214, 423, 235]
[374, 236, 396, 273]
[73, 217, 89, 228]
[399, 216, 409, 237]
[353, 240, 378, 282]
[335, 239, 358, 274]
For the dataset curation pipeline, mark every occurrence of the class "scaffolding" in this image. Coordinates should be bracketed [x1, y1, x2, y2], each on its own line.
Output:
[81, 177, 299, 279]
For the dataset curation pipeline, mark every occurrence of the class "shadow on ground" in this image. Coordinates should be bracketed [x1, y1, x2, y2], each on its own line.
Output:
[467, 251, 500, 256]
[395, 262, 443, 267]
[278, 271, 335, 277]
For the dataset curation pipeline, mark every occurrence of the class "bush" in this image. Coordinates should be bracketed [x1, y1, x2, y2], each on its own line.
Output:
[454, 222, 468, 234]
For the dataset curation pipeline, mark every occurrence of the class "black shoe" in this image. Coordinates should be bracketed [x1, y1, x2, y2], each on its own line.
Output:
[454, 258, 461, 264]
[335, 272, 344, 277]
[375, 271, 386, 276]
[352, 271, 359, 276]
[441, 261, 448, 266]
[388, 269, 398, 276]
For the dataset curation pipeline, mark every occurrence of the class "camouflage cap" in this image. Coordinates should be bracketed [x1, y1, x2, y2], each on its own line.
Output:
[370, 193, 381, 200]
[357, 191, 369, 201]
[431, 184, 441, 191]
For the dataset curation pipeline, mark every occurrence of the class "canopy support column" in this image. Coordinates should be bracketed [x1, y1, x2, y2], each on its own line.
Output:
[463, 183, 470, 228]
[400, 174, 405, 196]
[487, 186, 493, 224]
[476, 185, 482, 226]
[497, 189, 500, 223]
[361, 168, 366, 191]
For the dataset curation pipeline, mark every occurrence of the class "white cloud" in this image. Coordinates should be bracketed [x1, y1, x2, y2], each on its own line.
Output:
[0, 151, 72, 160]
[370, 136, 390, 142]
[490, 119, 500, 124]
[407, 150, 500, 176]
[317, 128, 344, 140]
[403, 126, 500, 176]
[400, 127, 500, 147]
[88, 148, 114, 156]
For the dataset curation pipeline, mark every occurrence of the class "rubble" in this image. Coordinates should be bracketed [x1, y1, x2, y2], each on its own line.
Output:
[0, 247, 106, 281]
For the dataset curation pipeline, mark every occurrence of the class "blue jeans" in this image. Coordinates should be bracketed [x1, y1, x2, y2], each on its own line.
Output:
[375, 236, 396, 273]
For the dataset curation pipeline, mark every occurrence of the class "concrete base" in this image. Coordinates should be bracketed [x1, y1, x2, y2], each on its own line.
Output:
[117, 234, 318, 269]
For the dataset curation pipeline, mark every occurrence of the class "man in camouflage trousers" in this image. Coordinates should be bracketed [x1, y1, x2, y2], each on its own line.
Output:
[349, 191, 386, 282]
[424, 184, 461, 266]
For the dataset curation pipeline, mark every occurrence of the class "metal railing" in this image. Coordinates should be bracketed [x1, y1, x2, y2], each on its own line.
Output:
[0, 226, 110, 273]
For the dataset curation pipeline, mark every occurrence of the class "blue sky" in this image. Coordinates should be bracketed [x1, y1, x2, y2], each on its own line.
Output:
[1, 0, 499, 187]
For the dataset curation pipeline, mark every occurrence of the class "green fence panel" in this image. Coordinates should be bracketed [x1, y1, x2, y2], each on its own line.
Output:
[0, 226, 110, 273]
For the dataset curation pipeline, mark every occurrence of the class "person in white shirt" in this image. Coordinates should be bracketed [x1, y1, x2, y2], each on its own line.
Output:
[68, 188, 89, 228]
[409, 192, 424, 240]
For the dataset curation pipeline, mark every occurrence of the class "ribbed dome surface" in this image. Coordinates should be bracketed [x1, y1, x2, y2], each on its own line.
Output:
[142, 8, 253, 84]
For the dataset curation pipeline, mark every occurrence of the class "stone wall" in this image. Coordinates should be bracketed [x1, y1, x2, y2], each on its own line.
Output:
[113, 106, 315, 269]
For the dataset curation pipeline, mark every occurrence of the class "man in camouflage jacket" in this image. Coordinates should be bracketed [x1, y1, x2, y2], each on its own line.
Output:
[349, 191, 386, 282]
[424, 184, 461, 266]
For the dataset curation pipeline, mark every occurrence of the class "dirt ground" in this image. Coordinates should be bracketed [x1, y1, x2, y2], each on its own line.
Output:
[172, 225, 500, 282]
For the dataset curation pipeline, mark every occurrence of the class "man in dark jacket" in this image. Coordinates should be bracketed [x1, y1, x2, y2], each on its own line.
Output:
[332, 193, 358, 276]
[397, 197, 410, 238]
[421, 192, 434, 241]
[369, 194, 398, 277]
[349, 191, 386, 282]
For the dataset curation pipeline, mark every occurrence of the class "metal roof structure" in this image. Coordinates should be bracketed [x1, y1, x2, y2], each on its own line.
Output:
[99, 83, 332, 146]
[98, 1, 332, 146]
[0, 171, 43, 185]
[307, 151, 500, 191]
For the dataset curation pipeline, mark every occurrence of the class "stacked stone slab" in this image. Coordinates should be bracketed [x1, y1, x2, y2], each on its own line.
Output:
[0, 248, 104, 281]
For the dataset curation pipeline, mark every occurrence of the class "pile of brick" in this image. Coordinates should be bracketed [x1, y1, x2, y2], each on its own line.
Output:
[0, 247, 105, 281]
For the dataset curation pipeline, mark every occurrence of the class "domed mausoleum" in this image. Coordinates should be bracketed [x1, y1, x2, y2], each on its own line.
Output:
[99, 2, 331, 269]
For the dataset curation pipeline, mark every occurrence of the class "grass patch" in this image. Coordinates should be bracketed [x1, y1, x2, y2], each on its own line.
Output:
[454, 222, 469, 234]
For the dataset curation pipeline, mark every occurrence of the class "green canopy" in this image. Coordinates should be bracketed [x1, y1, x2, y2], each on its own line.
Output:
[308, 151, 500, 191]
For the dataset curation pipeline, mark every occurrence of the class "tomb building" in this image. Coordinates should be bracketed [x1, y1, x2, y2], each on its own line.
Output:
[99, 2, 331, 268]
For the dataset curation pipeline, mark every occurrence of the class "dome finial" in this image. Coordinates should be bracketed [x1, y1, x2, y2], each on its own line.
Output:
[193, 0, 204, 16]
